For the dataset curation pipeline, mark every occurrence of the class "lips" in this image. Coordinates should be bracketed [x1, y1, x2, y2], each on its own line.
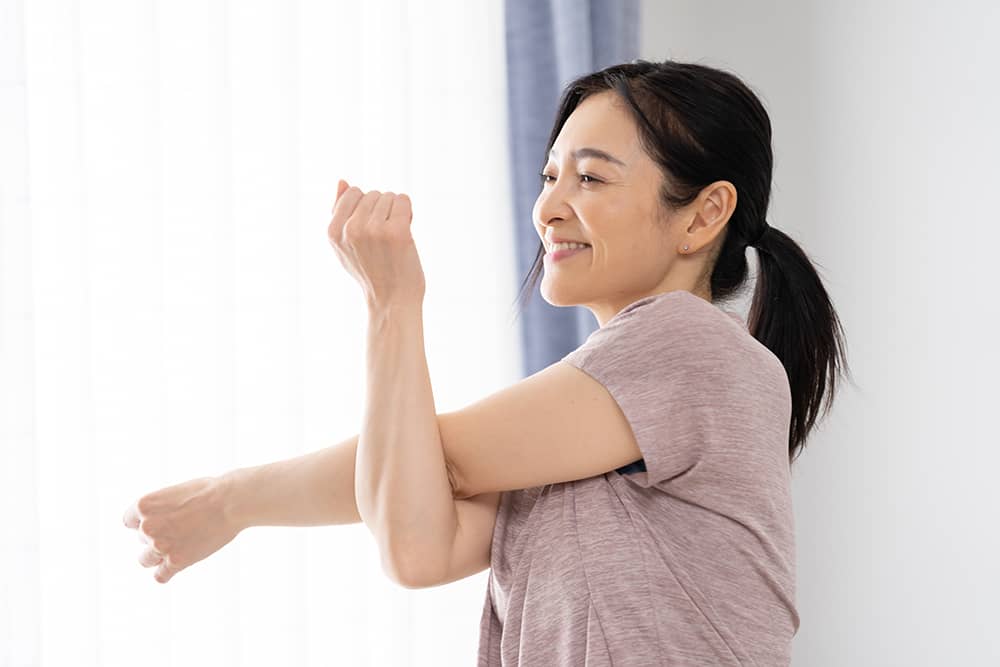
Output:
[544, 244, 591, 264]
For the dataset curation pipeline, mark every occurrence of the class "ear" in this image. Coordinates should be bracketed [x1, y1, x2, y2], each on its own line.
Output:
[700, 180, 737, 227]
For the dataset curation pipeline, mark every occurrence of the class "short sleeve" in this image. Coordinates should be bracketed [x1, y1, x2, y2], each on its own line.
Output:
[560, 290, 742, 489]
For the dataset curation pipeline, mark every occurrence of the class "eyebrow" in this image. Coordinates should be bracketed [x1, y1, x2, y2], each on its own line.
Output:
[548, 147, 627, 167]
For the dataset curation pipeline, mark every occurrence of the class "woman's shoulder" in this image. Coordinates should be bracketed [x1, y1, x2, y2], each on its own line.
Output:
[609, 290, 745, 334]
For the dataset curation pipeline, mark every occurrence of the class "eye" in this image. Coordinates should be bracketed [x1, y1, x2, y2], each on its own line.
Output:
[538, 172, 601, 185]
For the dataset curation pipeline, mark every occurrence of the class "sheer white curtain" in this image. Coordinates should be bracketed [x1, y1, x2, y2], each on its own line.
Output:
[0, 0, 519, 664]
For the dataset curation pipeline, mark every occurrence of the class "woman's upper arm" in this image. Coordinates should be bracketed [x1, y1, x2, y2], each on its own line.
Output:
[437, 360, 645, 499]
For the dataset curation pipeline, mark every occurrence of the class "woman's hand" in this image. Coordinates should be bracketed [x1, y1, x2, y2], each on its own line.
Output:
[327, 179, 426, 309]
[122, 475, 240, 584]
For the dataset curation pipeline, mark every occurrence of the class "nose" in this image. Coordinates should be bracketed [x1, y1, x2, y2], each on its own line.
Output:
[533, 179, 573, 231]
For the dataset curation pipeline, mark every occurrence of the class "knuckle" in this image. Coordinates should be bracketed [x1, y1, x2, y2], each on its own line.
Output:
[135, 495, 155, 516]
[154, 557, 177, 582]
[140, 548, 161, 567]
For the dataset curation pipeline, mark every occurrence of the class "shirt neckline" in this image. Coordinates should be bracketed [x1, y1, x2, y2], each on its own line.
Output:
[605, 289, 747, 331]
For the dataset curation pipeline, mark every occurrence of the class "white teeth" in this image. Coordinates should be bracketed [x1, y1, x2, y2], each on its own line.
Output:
[549, 242, 590, 252]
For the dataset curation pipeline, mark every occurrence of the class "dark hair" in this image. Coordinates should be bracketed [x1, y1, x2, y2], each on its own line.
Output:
[514, 58, 853, 465]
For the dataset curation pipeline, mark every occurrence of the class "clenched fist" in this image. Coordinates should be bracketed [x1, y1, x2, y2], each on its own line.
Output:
[123, 475, 240, 584]
[327, 178, 426, 309]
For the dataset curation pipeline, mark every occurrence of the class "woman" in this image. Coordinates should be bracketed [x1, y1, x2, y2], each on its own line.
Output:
[124, 59, 851, 666]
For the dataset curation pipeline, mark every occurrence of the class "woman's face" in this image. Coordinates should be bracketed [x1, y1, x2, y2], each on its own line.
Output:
[533, 90, 735, 326]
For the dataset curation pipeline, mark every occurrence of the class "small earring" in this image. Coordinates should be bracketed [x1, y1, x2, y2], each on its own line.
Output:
[682, 244, 689, 251]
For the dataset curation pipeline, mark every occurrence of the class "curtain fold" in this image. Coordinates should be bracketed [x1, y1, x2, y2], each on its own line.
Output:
[504, 0, 641, 377]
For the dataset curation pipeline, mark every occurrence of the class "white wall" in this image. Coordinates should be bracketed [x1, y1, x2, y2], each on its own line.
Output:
[640, 2, 1000, 665]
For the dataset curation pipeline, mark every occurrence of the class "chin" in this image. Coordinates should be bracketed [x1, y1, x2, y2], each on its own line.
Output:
[539, 281, 581, 308]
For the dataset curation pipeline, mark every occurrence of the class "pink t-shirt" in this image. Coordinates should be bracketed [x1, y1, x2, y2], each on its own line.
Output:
[476, 289, 799, 666]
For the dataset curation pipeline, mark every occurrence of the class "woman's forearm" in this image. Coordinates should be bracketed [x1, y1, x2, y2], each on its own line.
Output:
[220, 433, 363, 530]
[354, 304, 458, 583]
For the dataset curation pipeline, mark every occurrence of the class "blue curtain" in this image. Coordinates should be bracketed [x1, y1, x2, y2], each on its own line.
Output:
[504, 0, 641, 378]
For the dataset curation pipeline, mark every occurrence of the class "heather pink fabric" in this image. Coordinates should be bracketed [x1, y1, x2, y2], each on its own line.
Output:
[476, 290, 798, 666]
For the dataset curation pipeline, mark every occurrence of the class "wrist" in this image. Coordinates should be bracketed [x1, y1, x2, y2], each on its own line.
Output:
[216, 468, 250, 532]
[367, 301, 422, 326]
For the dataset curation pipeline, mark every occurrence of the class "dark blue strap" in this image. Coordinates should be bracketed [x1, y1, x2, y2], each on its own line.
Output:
[615, 458, 646, 475]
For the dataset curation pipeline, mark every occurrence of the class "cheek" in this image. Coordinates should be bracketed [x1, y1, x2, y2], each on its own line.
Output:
[601, 237, 653, 271]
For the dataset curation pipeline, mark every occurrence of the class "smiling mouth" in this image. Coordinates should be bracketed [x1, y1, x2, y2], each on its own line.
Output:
[545, 243, 592, 252]
[544, 245, 591, 263]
